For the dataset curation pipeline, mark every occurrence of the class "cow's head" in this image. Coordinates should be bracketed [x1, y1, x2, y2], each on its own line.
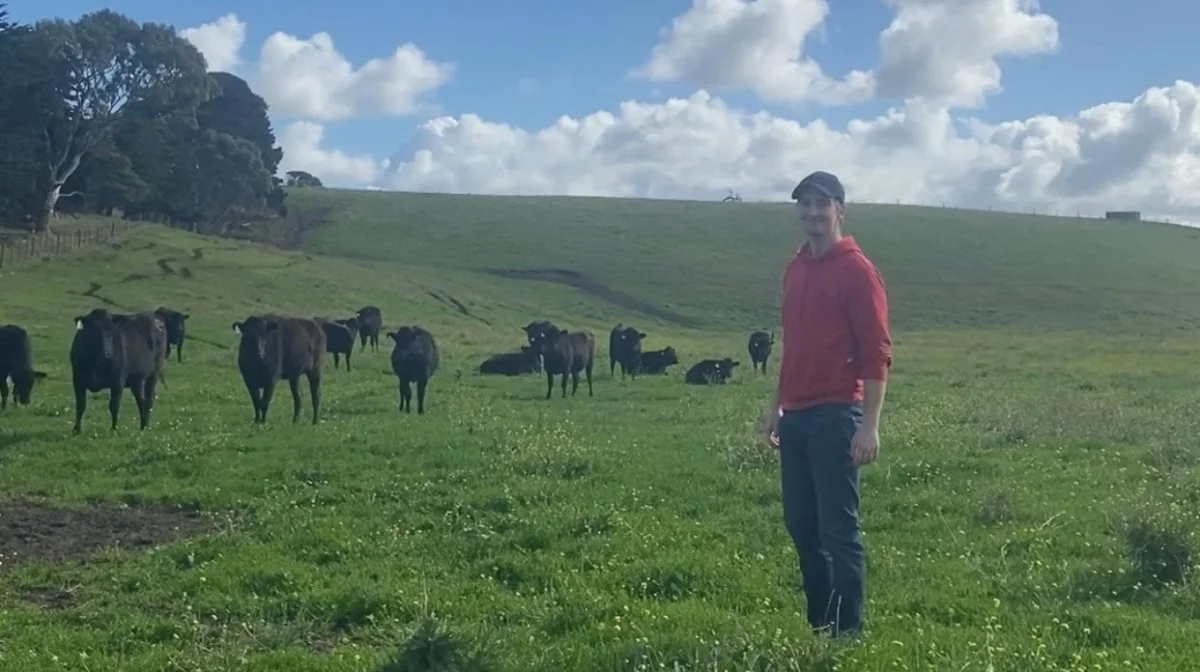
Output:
[75, 309, 119, 360]
[721, 358, 740, 374]
[233, 316, 279, 361]
[387, 326, 417, 349]
[661, 346, 679, 365]
[337, 317, 360, 334]
[10, 368, 47, 405]
[154, 307, 189, 336]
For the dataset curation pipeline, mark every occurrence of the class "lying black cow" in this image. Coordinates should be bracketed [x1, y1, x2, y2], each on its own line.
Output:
[685, 357, 739, 385]
[356, 306, 383, 352]
[388, 326, 439, 414]
[479, 346, 542, 376]
[154, 306, 189, 363]
[233, 315, 326, 424]
[0, 324, 47, 409]
[70, 309, 168, 433]
[529, 324, 595, 399]
[637, 346, 680, 375]
[609, 324, 646, 379]
[747, 330, 775, 374]
[318, 317, 358, 370]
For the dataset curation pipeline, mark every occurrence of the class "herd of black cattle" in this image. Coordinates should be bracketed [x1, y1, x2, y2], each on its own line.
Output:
[0, 305, 778, 433]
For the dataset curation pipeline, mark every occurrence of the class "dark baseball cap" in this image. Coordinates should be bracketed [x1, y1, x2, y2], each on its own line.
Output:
[791, 171, 845, 202]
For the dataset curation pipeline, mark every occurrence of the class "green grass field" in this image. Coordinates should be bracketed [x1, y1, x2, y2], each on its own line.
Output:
[2, 191, 1200, 671]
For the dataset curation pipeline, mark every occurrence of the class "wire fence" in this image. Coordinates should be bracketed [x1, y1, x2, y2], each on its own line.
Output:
[0, 220, 140, 270]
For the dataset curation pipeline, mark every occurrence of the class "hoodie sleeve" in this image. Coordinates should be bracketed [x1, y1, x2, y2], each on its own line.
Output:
[844, 257, 893, 380]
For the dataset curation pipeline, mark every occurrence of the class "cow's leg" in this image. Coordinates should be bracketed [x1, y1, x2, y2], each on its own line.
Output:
[243, 379, 262, 422]
[544, 370, 554, 399]
[177, 337, 184, 363]
[571, 369, 580, 396]
[333, 353, 341, 370]
[130, 377, 149, 430]
[586, 360, 594, 396]
[261, 381, 276, 422]
[288, 376, 302, 423]
[399, 378, 412, 412]
[165, 342, 173, 359]
[72, 382, 87, 434]
[108, 384, 123, 430]
[0, 377, 8, 410]
[345, 350, 352, 372]
[560, 371, 568, 398]
[143, 373, 158, 427]
[416, 377, 428, 414]
[307, 370, 321, 424]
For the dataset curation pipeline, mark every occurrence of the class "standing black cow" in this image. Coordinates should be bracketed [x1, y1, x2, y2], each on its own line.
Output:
[0, 324, 47, 409]
[355, 306, 383, 352]
[747, 330, 775, 374]
[523, 320, 557, 369]
[637, 346, 680, 375]
[685, 358, 739, 385]
[233, 315, 326, 424]
[318, 317, 357, 370]
[70, 309, 167, 433]
[388, 326, 439, 414]
[154, 306, 189, 363]
[529, 325, 595, 399]
[478, 346, 542, 375]
[609, 324, 647, 379]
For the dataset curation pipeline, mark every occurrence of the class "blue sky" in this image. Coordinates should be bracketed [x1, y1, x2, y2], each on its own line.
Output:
[23, 0, 1200, 159]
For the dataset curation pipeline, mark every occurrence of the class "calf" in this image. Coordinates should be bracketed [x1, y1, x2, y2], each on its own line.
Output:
[388, 326, 439, 414]
[609, 324, 647, 379]
[154, 306, 189, 363]
[637, 346, 680, 375]
[685, 358, 739, 385]
[0, 324, 47, 409]
[70, 309, 167, 433]
[478, 346, 542, 376]
[233, 315, 326, 424]
[747, 330, 775, 374]
[355, 306, 383, 352]
[529, 325, 595, 399]
[318, 317, 357, 370]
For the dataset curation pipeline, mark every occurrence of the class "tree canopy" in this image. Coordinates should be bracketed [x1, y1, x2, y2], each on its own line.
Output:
[0, 7, 306, 233]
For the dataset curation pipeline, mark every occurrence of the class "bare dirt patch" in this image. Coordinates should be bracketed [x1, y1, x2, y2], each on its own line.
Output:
[0, 498, 213, 572]
[484, 268, 701, 327]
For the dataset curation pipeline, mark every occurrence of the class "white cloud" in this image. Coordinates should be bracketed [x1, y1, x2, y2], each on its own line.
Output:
[178, 13, 247, 73]
[178, 14, 454, 121]
[375, 81, 1200, 222]
[630, 0, 873, 105]
[278, 122, 382, 185]
[632, 0, 1059, 109]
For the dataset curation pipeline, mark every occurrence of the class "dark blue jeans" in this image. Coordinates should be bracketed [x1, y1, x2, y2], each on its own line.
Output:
[778, 402, 866, 637]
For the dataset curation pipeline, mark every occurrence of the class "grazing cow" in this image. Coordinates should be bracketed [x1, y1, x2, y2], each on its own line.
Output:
[355, 306, 383, 352]
[685, 358, 740, 385]
[388, 326, 439, 414]
[637, 346, 680, 375]
[529, 325, 595, 399]
[747, 330, 775, 374]
[233, 315, 326, 424]
[154, 306, 189, 363]
[69, 309, 167, 433]
[609, 324, 647, 379]
[318, 317, 357, 370]
[0, 324, 47, 409]
[478, 346, 542, 376]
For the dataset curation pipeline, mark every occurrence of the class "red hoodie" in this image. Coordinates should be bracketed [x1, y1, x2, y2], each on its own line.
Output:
[777, 236, 892, 412]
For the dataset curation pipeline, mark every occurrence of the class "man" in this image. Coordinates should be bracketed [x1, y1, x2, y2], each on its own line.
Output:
[760, 170, 892, 638]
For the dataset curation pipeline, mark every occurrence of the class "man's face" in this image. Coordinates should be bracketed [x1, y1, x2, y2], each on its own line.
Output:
[795, 188, 843, 238]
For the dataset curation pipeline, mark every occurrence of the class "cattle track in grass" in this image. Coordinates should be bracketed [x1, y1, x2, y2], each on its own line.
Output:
[484, 268, 702, 328]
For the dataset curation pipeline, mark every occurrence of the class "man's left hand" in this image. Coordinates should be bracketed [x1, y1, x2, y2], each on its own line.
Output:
[850, 424, 880, 466]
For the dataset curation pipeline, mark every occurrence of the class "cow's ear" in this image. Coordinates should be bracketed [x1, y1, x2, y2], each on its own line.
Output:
[33, 370, 47, 380]
[386, 331, 396, 341]
[637, 332, 646, 339]
[182, 313, 190, 320]
[232, 322, 243, 333]
[74, 316, 84, 329]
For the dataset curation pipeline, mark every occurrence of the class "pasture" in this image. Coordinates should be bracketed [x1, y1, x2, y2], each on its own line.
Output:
[2, 191, 1200, 671]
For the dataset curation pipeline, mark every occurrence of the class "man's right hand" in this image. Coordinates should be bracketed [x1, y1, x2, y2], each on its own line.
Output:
[760, 404, 781, 448]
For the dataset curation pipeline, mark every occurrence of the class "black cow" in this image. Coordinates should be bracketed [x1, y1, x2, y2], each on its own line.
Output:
[0, 324, 47, 409]
[318, 317, 357, 370]
[478, 346, 542, 376]
[233, 315, 326, 424]
[637, 346, 680, 375]
[69, 309, 168, 433]
[747, 330, 775, 374]
[356, 306, 383, 352]
[529, 325, 595, 399]
[154, 306, 189, 363]
[609, 324, 646, 379]
[685, 358, 739, 385]
[388, 326, 439, 414]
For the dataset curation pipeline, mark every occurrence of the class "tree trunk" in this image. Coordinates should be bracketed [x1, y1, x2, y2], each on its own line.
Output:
[36, 183, 63, 234]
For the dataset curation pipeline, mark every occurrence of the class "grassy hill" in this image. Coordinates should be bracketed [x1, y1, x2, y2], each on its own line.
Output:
[0, 193, 1199, 671]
